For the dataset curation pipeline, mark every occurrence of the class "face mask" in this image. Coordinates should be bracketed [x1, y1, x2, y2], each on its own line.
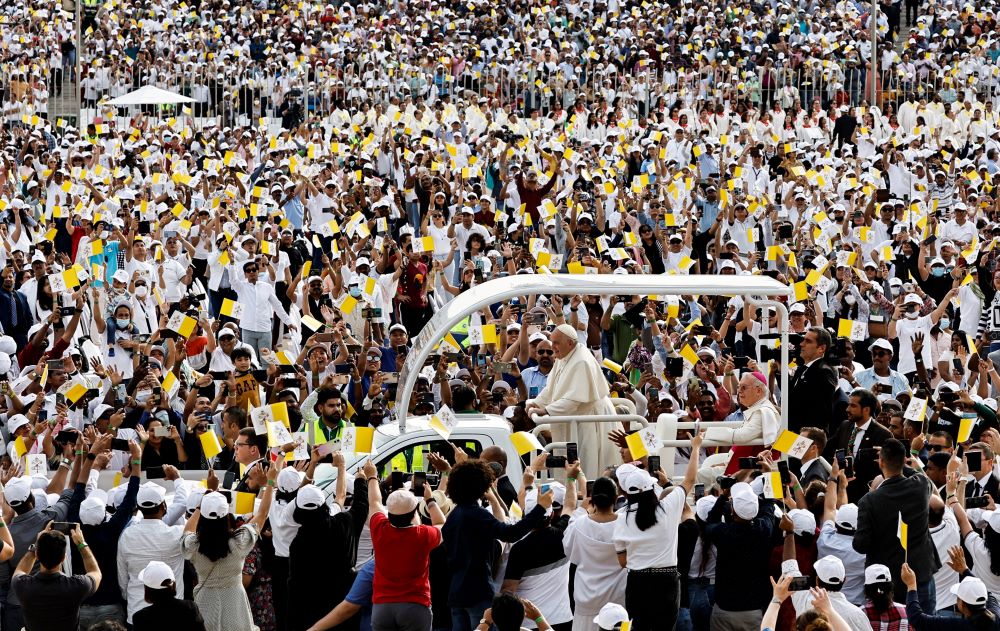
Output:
[134, 286, 148, 298]
[99, 230, 109, 240]
[939, 318, 950, 329]
[931, 267, 946, 277]
[890, 287, 901, 297]
[115, 318, 131, 329]
[349, 287, 362, 298]
[905, 311, 919, 319]
[844, 294, 856, 305]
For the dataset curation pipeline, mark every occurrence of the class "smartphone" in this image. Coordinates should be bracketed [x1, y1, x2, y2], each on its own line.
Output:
[545, 454, 567, 468]
[59, 306, 75, 316]
[566, 442, 578, 464]
[51, 522, 75, 534]
[390, 470, 405, 491]
[666, 357, 684, 377]
[411, 471, 426, 497]
[145, 465, 165, 480]
[111, 438, 130, 451]
[493, 361, 514, 374]
[967, 451, 983, 471]
[381, 372, 399, 384]
[647, 455, 661, 473]
[835, 449, 847, 468]
[586, 480, 595, 497]
[953, 358, 963, 371]
[777, 461, 790, 486]
[223, 471, 237, 489]
[330, 373, 351, 385]
[734, 356, 750, 369]
[154, 427, 171, 438]
[844, 456, 855, 479]
[694, 483, 705, 499]
[738, 457, 760, 470]
[38, 410, 48, 422]
[967, 495, 991, 509]
[789, 576, 812, 591]
[209, 370, 230, 381]
[55, 429, 78, 444]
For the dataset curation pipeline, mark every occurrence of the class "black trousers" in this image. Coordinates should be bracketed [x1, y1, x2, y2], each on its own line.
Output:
[626, 568, 680, 631]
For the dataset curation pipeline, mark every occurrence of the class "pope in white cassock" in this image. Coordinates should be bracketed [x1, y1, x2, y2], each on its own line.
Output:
[526, 324, 620, 478]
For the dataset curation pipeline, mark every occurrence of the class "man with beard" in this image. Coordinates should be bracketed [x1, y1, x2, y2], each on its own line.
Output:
[309, 386, 347, 463]
[0, 266, 32, 348]
[520, 338, 554, 397]
[826, 389, 893, 503]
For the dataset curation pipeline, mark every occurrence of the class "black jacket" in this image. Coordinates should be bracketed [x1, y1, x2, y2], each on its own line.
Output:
[132, 597, 207, 631]
[788, 360, 839, 434]
[826, 419, 894, 503]
[855, 472, 941, 601]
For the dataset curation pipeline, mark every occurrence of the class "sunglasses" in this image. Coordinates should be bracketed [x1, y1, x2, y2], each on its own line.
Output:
[536, 349, 554, 356]
[872, 349, 892, 357]
[927, 444, 947, 452]
[245, 268, 259, 273]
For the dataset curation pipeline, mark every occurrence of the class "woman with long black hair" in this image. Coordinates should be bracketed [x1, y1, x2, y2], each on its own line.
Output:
[612, 433, 702, 631]
[181, 462, 275, 631]
[902, 546, 1000, 631]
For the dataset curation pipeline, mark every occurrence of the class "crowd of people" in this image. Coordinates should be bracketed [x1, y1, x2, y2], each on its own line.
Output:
[7, 0, 1000, 628]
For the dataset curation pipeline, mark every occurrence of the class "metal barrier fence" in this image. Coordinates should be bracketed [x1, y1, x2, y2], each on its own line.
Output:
[62, 58, 1000, 131]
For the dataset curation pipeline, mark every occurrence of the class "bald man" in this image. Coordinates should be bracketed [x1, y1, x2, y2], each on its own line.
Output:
[526, 324, 618, 478]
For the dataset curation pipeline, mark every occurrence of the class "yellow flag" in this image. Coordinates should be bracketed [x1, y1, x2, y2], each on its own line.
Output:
[510, 431, 544, 455]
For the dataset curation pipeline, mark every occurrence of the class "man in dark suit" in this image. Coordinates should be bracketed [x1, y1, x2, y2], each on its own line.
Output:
[826, 388, 894, 503]
[0, 266, 32, 349]
[796, 427, 832, 486]
[963, 442, 1000, 501]
[481, 446, 518, 507]
[789, 328, 839, 435]
[854, 438, 940, 608]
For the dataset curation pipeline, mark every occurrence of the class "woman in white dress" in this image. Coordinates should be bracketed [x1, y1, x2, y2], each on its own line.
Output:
[562, 468, 626, 631]
[181, 464, 276, 631]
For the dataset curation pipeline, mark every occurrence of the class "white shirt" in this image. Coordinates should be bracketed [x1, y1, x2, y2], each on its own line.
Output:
[931, 509, 961, 610]
[268, 499, 301, 558]
[117, 518, 186, 623]
[229, 272, 292, 333]
[563, 510, 627, 617]
[850, 420, 872, 457]
[895, 314, 934, 374]
[966, 530, 1000, 594]
[613, 485, 685, 569]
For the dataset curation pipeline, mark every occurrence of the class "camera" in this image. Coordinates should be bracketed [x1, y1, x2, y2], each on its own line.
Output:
[362, 307, 382, 319]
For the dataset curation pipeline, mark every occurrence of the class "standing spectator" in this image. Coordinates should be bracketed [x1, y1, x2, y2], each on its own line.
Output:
[442, 459, 551, 631]
[364, 459, 445, 631]
[614, 434, 702, 631]
[12, 523, 100, 631]
[118, 482, 187, 625]
[563, 475, 627, 631]
[901, 546, 1000, 630]
[827, 389, 893, 502]
[855, 439, 939, 608]
[863, 564, 910, 631]
[132, 561, 208, 631]
[71, 436, 142, 628]
[1, 472, 74, 631]
[182, 467, 275, 631]
[788, 328, 839, 435]
[705, 481, 779, 630]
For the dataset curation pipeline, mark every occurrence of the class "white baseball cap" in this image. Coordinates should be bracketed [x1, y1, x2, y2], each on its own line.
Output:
[952, 576, 989, 606]
[594, 603, 630, 630]
[731, 482, 759, 520]
[616, 464, 655, 495]
[835, 504, 859, 531]
[139, 561, 175, 589]
[277, 468, 303, 493]
[136, 483, 166, 509]
[79, 495, 108, 525]
[814, 555, 846, 585]
[865, 564, 892, 585]
[200, 491, 230, 519]
[295, 484, 327, 509]
[4, 477, 32, 505]
[788, 508, 817, 536]
[386, 489, 419, 516]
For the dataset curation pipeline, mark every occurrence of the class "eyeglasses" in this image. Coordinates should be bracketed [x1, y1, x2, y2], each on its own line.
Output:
[536, 349, 554, 356]
[235, 441, 252, 448]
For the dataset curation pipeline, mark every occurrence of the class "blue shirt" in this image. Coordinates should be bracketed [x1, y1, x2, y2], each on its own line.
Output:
[696, 199, 721, 233]
[283, 197, 305, 229]
[520, 366, 549, 395]
[345, 558, 375, 631]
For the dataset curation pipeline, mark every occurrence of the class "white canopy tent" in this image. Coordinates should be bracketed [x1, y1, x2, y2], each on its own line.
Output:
[105, 85, 194, 106]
